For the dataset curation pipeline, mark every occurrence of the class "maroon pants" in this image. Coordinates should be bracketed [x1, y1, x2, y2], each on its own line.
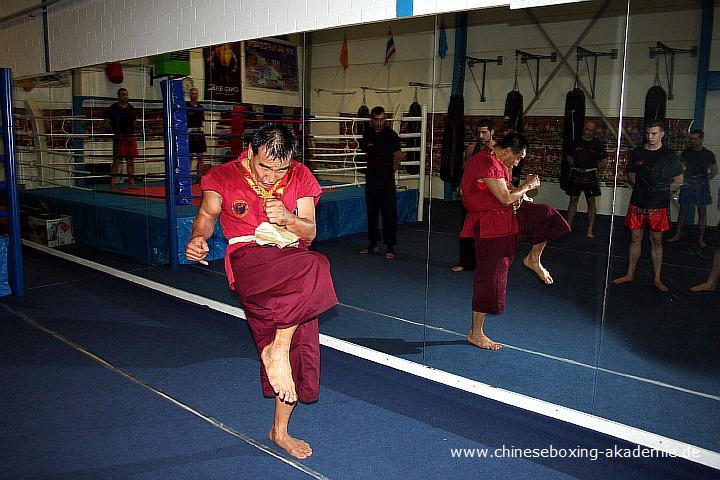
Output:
[472, 203, 569, 314]
[230, 244, 338, 403]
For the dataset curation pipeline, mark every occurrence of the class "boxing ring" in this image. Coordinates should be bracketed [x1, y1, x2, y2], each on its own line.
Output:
[16, 80, 426, 266]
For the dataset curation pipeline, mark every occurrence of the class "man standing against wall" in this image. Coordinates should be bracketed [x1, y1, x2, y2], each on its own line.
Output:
[359, 106, 403, 259]
[104, 88, 138, 189]
[565, 120, 607, 239]
[612, 120, 684, 291]
[667, 129, 717, 247]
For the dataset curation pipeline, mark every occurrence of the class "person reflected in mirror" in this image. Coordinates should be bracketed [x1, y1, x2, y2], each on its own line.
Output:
[104, 88, 138, 189]
[185, 124, 338, 459]
[612, 121, 684, 292]
[690, 241, 720, 292]
[460, 133, 570, 350]
[187, 87, 208, 177]
[452, 119, 495, 273]
[565, 120, 608, 239]
[667, 129, 717, 248]
[358, 106, 403, 259]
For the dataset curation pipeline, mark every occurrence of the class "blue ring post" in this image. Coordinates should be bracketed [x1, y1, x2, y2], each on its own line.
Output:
[161, 80, 179, 268]
[0, 68, 25, 296]
[161, 80, 191, 268]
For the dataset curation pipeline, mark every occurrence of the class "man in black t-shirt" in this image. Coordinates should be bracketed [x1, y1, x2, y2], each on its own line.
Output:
[186, 87, 207, 177]
[667, 129, 718, 247]
[612, 120, 684, 292]
[104, 88, 138, 189]
[565, 120, 608, 239]
[358, 106, 403, 259]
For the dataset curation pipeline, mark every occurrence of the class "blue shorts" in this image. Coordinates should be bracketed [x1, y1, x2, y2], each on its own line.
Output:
[678, 178, 712, 206]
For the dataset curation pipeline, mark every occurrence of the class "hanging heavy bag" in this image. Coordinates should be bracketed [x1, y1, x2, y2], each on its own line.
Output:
[405, 101, 422, 175]
[644, 84, 667, 129]
[440, 94, 465, 187]
[560, 88, 586, 192]
[504, 89, 524, 133]
[356, 104, 370, 138]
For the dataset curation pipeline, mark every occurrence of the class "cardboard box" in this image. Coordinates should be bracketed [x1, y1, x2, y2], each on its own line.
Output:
[28, 215, 74, 247]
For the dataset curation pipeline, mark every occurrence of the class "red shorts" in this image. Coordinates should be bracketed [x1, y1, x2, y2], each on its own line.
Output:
[114, 136, 138, 158]
[624, 204, 669, 232]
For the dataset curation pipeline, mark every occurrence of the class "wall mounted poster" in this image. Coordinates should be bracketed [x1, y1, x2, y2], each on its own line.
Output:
[204, 42, 242, 102]
[244, 38, 299, 92]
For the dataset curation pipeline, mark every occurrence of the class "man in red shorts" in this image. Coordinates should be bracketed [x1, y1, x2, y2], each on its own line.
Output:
[185, 124, 338, 459]
[104, 88, 138, 189]
[460, 133, 570, 350]
[612, 120, 684, 291]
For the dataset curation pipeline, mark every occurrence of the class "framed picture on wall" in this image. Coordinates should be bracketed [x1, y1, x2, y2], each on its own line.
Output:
[204, 42, 242, 102]
[244, 38, 299, 92]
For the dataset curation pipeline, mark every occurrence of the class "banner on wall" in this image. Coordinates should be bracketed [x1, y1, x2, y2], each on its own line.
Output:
[244, 38, 299, 92]
[204, 42, 242, 102]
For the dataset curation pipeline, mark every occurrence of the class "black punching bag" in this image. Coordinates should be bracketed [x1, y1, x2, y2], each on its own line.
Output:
[405, 101, 422, 175]
[504, 90, 524, 133]
[644, 85, 667, 129]
[440, 94, 465, 187]
[356, 104, 370, 138]
[561, 88, 586, 192]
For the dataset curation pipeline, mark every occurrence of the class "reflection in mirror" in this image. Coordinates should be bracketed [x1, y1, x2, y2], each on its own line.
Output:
[600, 0, 719, 452]
[16, 61, 157, 277]
[425, 2, 629, 414]
[305, 18, 435, 364]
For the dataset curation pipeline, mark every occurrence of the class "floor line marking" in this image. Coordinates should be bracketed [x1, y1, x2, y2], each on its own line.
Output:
[2, 302, 329, 480]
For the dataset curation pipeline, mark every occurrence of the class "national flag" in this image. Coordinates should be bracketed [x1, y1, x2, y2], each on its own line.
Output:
[438, 21, 448, 59]
[340, 37, 349, 70]
[385, 30, 396, 64]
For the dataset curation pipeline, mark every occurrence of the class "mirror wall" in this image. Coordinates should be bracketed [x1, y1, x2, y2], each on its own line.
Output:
[13, 0, 718, 455]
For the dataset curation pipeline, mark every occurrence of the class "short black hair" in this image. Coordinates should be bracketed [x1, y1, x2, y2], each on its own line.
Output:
[117, 88, 128, 96]
[250, 123, 297, 161]
[370, 106, 385, 117]
[645, 119, 665, 131]
[496, 132, 529, 155]
[689, 128, 704, 137]
[477, 119, 495, 131]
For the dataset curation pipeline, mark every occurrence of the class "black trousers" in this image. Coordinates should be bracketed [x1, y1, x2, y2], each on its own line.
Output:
[365, 177, 397, 247]
[458, 203, 476, 270]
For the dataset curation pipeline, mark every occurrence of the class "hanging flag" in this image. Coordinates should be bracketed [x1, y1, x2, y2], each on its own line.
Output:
[340, 36, 349, 70]
[438, 21, 448, 59]
[385, 30, 396, 64]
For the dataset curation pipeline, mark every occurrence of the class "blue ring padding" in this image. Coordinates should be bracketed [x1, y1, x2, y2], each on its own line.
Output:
[397, 0, 413, 17]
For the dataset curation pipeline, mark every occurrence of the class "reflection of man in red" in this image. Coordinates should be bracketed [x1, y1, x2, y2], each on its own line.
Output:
[185, 124, 337, 459]
[460, 133, 569, 350]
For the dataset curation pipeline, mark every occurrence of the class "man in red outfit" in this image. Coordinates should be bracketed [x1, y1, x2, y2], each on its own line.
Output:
[460, 133, 570, 350]
[185, 124, 338, 459]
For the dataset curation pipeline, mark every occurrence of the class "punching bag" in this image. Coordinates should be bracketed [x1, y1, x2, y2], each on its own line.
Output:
[644, 85, 667, 129]
[405, 101, 422, 175]
[504, 90, 524, 133]
[356, 103, 370, 138]
[440, 94, 465, 187]
[560, 88, 586, 192]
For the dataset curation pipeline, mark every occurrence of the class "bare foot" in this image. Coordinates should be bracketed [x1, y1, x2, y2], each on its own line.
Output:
[690, 281, 716, 292]
[612, 274, 634, 285]
[698, 238, 707, 248]
[654, 281, 669, 292]
[467, 332, 503, 350]
[269, 429, 313, 459]
[451, 265, 464, 272]
[260, 344, 297, 404]
[667, 236, 681, 243]
[523, 256, 553, 285]
[586, 230, 595, 239]
[385, 251, 395, 260]
[360, 245, 379, 255]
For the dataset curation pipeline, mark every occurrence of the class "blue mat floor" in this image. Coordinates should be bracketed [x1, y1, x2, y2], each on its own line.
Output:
[2, 248, 717, 478]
